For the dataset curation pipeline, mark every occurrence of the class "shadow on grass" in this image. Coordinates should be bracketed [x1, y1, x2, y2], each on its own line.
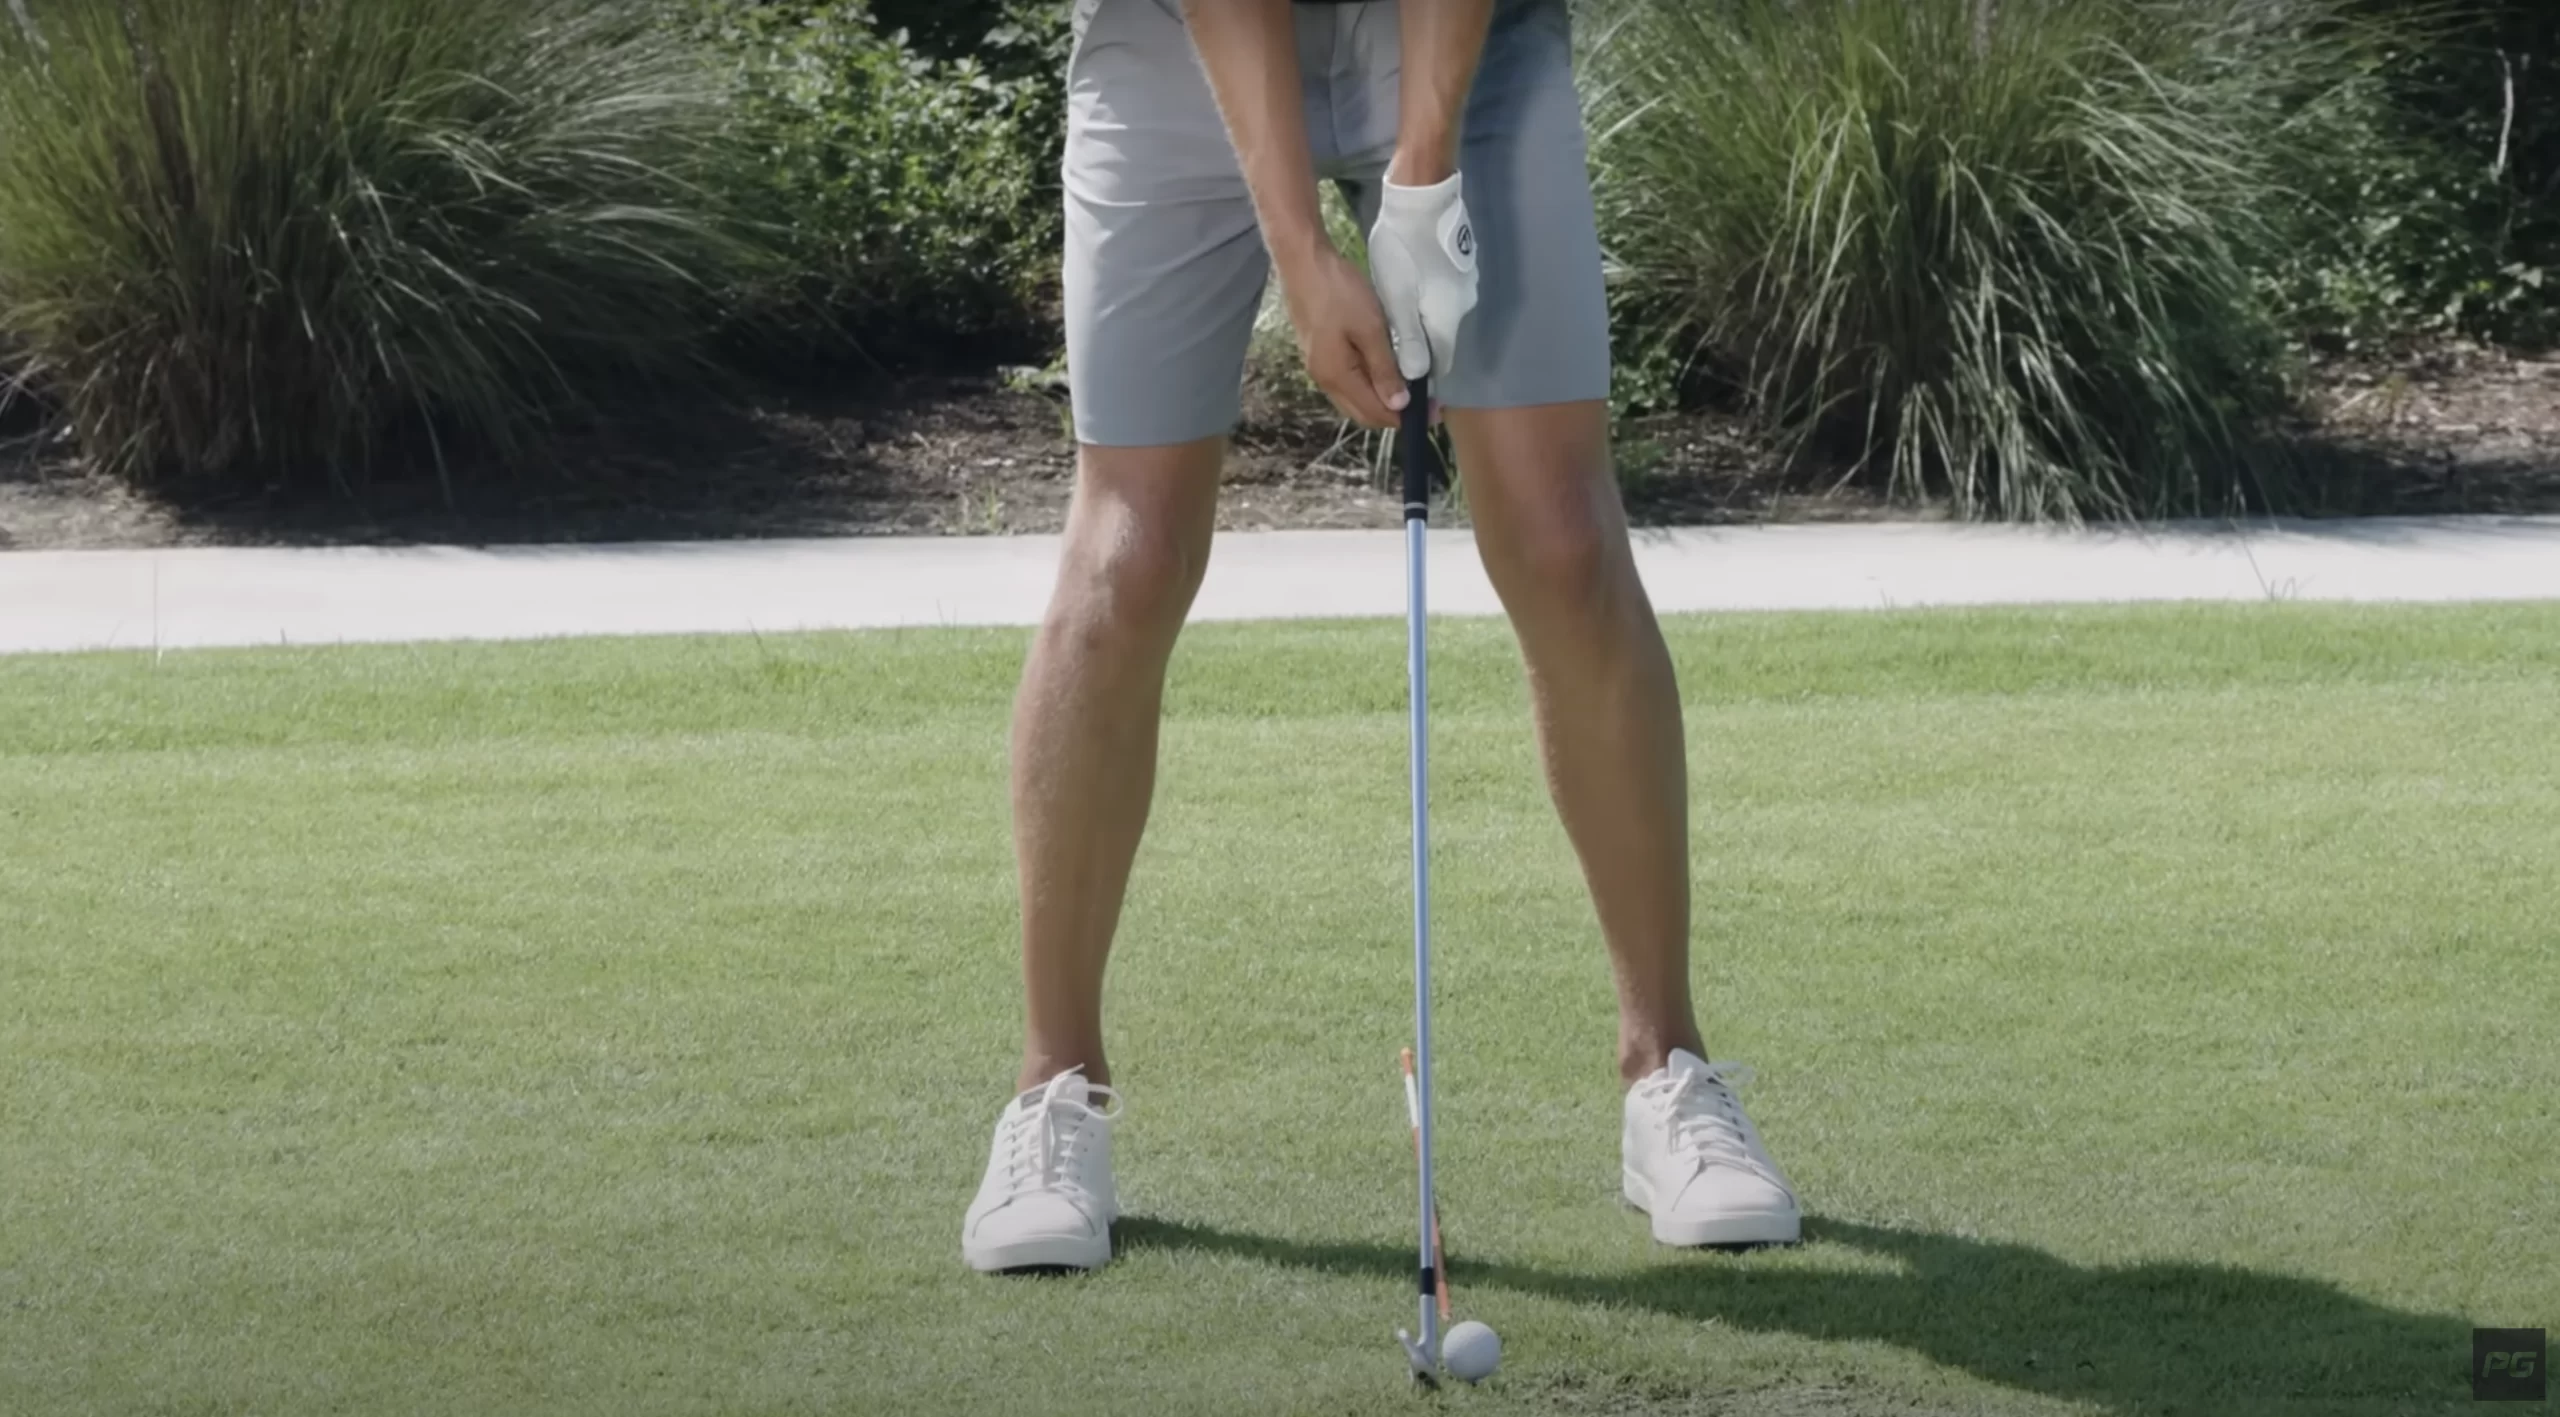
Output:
[1115, 1215, 2473, 1415]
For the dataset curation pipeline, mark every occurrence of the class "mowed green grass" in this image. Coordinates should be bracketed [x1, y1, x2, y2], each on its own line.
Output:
[3, 604, 2554, 1417]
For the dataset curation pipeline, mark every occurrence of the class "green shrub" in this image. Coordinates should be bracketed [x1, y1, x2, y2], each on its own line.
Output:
[2262, 65, 2514, 351]
[700, 0, 1065, 365]
[2270, 1, 2560, 348]
[1587, 0, 2389, 522]
[0, 0, 761, 494]
[867, 0, 1017, 61]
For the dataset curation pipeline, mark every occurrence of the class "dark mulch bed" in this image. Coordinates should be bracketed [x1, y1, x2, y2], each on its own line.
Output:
[4, 345, 2557, 552]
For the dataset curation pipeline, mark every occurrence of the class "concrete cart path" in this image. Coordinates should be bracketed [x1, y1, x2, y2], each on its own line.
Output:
[5, 517, 2559, 655]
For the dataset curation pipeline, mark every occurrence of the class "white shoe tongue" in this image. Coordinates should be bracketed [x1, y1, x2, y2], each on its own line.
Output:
[1668, 1048, 1711, 1074]
[1028, 1070, 1091, 1111]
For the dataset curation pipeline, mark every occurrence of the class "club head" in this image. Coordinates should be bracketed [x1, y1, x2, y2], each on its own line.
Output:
[1397, 1329, 1440, 1388]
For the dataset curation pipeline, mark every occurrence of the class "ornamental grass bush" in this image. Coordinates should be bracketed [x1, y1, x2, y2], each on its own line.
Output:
[1588, 0, 2406, 521]
[0, 0, 761, 494]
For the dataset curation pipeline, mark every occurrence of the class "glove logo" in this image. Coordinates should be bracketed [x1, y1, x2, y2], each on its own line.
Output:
[1437, 203, 1477, 275]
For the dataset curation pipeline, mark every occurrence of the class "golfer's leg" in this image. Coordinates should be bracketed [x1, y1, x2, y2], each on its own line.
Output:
[1359, 0, 1797, 1244]
[1018, 0, 1269, 1092]
[1013, 442, 1221, 1091]
[966, 0, 1266, 1275]
[1446, 405, 1705, 1084]
[1461, 429, 1800, 1245]
[1402, 0, 1701, 1084]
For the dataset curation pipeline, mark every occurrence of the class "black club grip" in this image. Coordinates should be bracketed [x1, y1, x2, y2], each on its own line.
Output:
[1400, 377, 1434, 521]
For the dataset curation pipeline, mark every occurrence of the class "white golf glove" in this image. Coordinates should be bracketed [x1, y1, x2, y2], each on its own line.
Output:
[1367, 172, 1479, 383]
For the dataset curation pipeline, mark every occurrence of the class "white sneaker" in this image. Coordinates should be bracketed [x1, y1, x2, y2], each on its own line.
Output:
[961, 1068, 1122, 1272]
[1622, 1050, 1801, 1247]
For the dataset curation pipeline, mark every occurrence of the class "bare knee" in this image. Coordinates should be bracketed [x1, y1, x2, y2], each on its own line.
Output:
[1464, 452, 1638, 634]
[1047, 442, 1220, 650]
[1057, 514, 1207, 645]
[1449, 404, 1633, 624]
[1475, 474, 1632, 630]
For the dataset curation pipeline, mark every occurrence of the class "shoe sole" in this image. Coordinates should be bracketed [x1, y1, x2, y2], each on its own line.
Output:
[1623, 1167, 1802, 1248]
[963, 1225, 1112, 1274]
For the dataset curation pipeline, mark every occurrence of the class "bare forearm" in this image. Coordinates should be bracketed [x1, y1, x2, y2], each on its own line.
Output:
[1179, 0, 1329, 273]
[1391, 0, 1495, 185]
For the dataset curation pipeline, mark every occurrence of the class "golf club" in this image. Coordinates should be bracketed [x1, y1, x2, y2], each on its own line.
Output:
[1392, 375, 1442, 1386]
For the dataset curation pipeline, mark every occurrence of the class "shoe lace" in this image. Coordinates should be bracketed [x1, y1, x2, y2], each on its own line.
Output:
[995, 1070, 1123, 1197]
[1640, 1061, 1774, 1181]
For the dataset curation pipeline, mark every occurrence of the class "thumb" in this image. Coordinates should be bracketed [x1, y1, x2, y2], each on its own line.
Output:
[1367, 231, 1433, 382]
[1386, 302, 1431, 383]
[1351, 310, 1411, 420]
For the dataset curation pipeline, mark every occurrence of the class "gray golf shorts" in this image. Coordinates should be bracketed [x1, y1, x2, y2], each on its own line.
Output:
[1063, 0, 1613, 447]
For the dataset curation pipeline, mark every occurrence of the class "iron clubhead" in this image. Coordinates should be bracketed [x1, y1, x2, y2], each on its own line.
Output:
[1397, 1328, 1440, 1388]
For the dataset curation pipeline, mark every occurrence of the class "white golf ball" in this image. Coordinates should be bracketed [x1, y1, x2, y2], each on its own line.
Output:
[1442, 1320, 1501, 1383]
